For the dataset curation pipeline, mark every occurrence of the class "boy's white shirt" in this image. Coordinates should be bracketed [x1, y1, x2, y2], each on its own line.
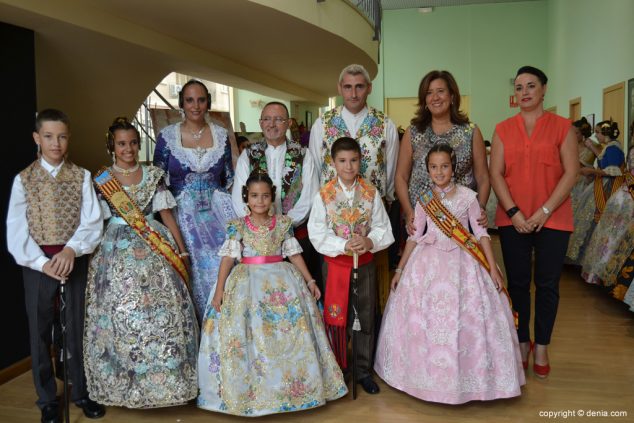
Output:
[6, 158, 103, 272]
[307, 177, 394, 257]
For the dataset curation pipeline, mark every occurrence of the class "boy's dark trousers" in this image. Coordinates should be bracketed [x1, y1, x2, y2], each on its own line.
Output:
[22, 256, 89, 409]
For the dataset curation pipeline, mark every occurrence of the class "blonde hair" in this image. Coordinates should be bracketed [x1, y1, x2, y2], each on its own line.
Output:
[338, 64, 371, 85]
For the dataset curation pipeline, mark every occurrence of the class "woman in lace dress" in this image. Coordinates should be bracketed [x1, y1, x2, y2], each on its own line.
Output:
[198, 172, 346, 416]
[580, 145, 634, 286]
[84, 118, 198, 408]
[153, 80, 236, 321]
[566, 120, 625, 264]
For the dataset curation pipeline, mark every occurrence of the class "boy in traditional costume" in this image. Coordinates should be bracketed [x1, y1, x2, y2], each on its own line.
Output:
[6, 109, 105, 423]
[308, 137, 394, 395]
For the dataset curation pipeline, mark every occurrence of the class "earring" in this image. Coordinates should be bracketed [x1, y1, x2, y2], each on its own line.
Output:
[36, 144, 41, 156]
[179, 109, 185, 121]
[268, 205, 275, 217]
[424, 105, 429, 110]
[244, 205, 251, 216]
[112, 152, 116, 164]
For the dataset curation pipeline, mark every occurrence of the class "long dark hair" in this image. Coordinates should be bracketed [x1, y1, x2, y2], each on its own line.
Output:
[411, 70, 469, 132]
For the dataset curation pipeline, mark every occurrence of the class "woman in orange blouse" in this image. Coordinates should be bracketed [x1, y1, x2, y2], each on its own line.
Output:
[490, 66, 578, 379]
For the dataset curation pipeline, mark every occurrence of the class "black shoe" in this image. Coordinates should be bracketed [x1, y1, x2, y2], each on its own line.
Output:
[359, 376, 380, 394]
[75, 398, 105, 419]
[41, 403, 60, 423]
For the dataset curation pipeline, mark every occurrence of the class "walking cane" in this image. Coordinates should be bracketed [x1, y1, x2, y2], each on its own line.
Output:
[59, 278, 70, 423]
[351, 252, 361, 400]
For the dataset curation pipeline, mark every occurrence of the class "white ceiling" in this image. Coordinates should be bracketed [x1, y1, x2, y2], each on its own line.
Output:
[381, 0, 540, 9]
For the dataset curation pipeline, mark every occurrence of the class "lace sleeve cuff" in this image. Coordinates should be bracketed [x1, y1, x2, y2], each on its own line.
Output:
[152, 190, 177, 212]
[475, 233, 491, 241]
[603, 166, 623, 177]
[282, 237, 303, 258]
[218, 239, 241, 259]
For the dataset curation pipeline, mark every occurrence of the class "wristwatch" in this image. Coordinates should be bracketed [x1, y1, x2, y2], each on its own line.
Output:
[506, 206, 520, 218]
[542, 206, 551, 215]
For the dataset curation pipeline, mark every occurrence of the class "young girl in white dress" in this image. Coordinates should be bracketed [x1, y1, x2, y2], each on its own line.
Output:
[197, 171, 346, 416]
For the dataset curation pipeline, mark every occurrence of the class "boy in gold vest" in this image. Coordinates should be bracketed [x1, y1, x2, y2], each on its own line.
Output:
[308, 137, 393, 395]
[6, 109, 105, 423]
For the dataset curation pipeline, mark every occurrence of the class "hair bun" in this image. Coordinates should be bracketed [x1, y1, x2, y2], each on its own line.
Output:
[251, 168, 269, 177]
[113, 116, 130, 125]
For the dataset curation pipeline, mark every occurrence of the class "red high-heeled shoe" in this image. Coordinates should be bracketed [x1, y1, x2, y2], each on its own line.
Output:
[522, 341, 534, 370]
[533, 344, 550, 378]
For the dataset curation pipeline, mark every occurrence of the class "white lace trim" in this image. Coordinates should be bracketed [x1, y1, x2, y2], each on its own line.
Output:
[282, 237, 303, 258]
[441, 186, 475, 220]
[218, 238, 241, 259]
[603, 165, 623, 176]
[152, 190, 177, 212]
[161, 122, 229, 173]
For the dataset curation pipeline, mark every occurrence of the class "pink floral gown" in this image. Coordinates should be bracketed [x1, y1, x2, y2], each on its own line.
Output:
[374, 186, 525, 404]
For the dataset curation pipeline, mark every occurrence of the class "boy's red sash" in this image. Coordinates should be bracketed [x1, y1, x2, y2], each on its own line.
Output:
[418, 188, 517, 328]
[323, 252, 373, 369]
[94, 168, 189, 284]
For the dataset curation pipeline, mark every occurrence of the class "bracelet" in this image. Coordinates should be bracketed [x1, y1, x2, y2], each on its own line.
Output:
[506, 206, 520, 218]
[394, 268, 403, 274]
[307, 279, 316, 286]
[179, 252, 190, 258]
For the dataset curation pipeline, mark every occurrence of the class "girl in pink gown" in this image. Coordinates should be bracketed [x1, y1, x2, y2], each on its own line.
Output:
[374, 144, 525, 404]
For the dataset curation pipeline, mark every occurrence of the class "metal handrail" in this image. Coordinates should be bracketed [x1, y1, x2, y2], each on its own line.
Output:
[133, 114, 155, 143]
[152, 88, 176, 110]
[133, 100, 158, 163]
[341, 0, 382, 42]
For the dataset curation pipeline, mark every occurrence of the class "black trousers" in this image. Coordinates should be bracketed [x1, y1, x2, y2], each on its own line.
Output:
[22, 256, 89, 408]
[497, 226, 570, 345]
[322, 260, 377, 380]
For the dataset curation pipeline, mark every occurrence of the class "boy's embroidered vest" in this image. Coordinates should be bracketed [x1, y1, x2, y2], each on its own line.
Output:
[247, 139, 304, 214]
[320, 177, 375, 243]
[321, 106, 387, 197]
[20, 161, 84, 245]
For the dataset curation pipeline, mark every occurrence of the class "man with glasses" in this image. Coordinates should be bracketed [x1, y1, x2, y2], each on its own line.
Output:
[231, 101, 321, 284]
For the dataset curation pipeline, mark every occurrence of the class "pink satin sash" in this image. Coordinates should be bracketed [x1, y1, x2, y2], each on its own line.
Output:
[241, 255, 283, 264]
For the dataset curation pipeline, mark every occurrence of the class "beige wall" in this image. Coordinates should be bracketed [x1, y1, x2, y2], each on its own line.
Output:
[1, 0, 378, 171]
